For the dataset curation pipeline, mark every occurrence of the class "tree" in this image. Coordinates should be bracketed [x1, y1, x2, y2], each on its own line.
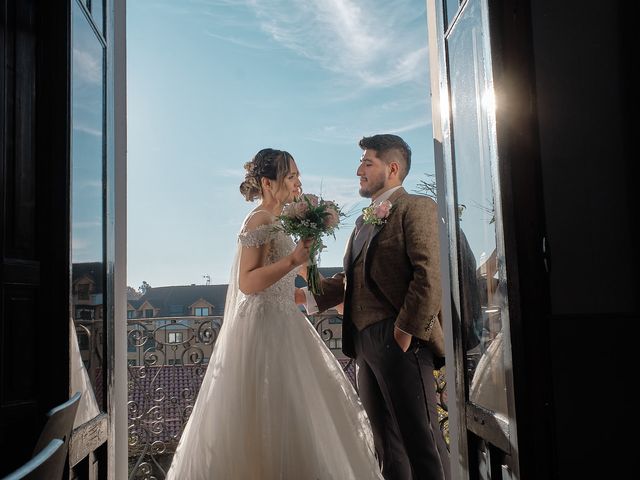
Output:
[126, 286, 141, 300]
[414, 173, 437, 200]
[415, 173, 473, 220]
[138, 281, 151, 295]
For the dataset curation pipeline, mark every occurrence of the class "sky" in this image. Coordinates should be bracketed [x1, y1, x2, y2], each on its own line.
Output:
[127, 0, 435, 289]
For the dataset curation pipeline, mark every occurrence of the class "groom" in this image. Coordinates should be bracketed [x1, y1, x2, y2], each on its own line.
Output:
[300, 134, 450, 480]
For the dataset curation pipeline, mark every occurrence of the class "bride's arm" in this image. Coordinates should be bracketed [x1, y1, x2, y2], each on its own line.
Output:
[238, 216, 311, 295]
[239, 241, 309, 294]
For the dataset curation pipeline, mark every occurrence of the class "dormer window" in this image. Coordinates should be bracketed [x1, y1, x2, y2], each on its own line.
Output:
[144, 309, 154, 318]
[194, 307, 209, 316]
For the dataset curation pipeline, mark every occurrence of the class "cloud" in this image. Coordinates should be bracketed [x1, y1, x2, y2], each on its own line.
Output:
[73, 124, 102, 137]
[245, 0, 428, 89]
[73, 48, 102, 85]
[153, 0, 429, 91]
[304, 114, 432, 144]
[74, 221, 103, 229]
[76, 179, 103, 191]
[388, 117, 432, 134]
[203, 30, 273, 50]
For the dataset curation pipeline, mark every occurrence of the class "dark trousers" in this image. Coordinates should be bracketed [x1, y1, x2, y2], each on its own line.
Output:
[354, 319, 450, 480]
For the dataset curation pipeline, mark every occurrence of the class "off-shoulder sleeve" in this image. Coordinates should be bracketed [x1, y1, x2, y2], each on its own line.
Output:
[238, 224, 277, 247]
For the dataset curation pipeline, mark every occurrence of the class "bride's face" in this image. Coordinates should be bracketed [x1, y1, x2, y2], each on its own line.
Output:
[277, 159, 302, 204]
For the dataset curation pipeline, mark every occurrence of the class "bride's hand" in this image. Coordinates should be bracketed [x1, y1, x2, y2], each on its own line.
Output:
[290, 237, 313, 267]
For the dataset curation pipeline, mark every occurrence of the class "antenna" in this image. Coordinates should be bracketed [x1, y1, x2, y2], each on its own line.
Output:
[203, 274, 211, 285]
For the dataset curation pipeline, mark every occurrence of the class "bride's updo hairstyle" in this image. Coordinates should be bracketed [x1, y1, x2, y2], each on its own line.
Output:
[240, 148, 293, 202]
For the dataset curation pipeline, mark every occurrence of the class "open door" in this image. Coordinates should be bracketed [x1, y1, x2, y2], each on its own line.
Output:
[427, 0, 552, 478]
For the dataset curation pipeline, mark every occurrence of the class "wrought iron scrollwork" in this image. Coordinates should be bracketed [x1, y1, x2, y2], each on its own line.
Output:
[127, 314, 357, 479]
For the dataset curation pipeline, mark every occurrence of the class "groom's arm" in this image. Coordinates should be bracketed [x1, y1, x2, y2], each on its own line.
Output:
[299, 273, 345, 314]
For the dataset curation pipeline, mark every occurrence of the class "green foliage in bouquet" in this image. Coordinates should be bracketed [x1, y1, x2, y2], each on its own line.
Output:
[278, 194, 344, 295]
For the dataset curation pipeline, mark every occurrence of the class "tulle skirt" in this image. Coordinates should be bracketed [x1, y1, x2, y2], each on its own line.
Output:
[166, 294, 382, 480]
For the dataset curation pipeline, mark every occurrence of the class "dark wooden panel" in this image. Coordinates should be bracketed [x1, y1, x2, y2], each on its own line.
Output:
[0, 0, 71, 476]
[1, 285, 37, 401]
[0, 402, 39, 476]
[4, 0, 37, 258]
[1, 258, 39, 284]
[33, 0, 72, 445]
[0, 1, 42, 474]
[550, 314, 635, 480]
[1, 0, 7, 260]
[0, 288, 39, 479]
[533, 1, 636, 315]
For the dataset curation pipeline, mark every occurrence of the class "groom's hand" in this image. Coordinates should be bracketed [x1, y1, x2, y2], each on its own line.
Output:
[393, 326, 412, 352]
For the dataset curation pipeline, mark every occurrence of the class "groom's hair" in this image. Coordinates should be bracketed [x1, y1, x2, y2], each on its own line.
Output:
[359, 134, 411, 181]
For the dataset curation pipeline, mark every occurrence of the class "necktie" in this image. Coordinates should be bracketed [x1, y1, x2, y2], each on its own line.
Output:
[355, 214, 364, 234]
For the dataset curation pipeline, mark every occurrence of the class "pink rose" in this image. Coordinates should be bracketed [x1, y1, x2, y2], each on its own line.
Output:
[362, 200, 393, 226]
[303, 194, 319, 207]
[374, 200, 392, 219]
[293, 200, 309, 219]
[323, 207, 340, 229]
[281, 202, 296, 218]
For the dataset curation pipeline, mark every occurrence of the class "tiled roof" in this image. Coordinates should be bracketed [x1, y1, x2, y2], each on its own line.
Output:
[128, 299, 144, 309]
[128, 358, 357, 454]
[128, 364, 208, 452]
[136, 284, 229, 316]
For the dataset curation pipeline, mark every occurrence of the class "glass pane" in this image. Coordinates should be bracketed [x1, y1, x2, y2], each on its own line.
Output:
[71, 0, 105, 419]
[448, 0, 508, 417]
[445, 0, 460, 30]
[91, 0, 104, 36]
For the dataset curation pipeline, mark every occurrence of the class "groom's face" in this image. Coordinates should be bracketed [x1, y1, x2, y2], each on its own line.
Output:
[357, 149, 389, 199]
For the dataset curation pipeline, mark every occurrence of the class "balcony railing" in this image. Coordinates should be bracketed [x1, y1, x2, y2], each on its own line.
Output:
[126, 314, 355, 479]
[126, 313, 446, 479]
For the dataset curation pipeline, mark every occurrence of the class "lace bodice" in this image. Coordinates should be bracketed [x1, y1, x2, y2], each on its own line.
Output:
[238, 222, 298, 307]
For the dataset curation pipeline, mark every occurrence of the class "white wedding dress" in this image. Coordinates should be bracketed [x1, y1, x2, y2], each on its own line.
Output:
[166, 213, 382, 480]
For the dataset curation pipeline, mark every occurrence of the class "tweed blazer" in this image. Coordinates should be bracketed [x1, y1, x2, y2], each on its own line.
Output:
[315, 187, 444, 361]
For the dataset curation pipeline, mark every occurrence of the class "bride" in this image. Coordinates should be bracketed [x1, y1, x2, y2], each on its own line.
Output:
[166, 148, 383, 479]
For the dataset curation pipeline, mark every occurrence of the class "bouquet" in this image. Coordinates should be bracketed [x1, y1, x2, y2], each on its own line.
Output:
[279, 193, 343, 295]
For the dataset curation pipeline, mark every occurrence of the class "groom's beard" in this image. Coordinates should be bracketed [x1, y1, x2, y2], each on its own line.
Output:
[359, 176, 385, 198]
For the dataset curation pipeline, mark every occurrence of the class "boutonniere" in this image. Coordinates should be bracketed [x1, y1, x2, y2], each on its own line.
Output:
[362, 200, 393, 226]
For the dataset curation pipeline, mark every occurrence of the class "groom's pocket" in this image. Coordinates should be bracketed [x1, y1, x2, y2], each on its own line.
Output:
[382, 319, 412, 357]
